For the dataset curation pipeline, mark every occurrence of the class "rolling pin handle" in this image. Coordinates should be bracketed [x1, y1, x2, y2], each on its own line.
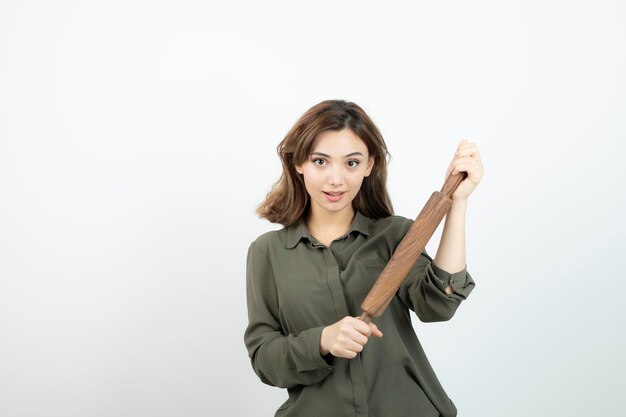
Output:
[358, 311, 371, 324]
[440, 171, 468, 197]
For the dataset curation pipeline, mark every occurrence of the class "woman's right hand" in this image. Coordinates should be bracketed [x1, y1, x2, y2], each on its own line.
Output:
[320, 316, 383, 359]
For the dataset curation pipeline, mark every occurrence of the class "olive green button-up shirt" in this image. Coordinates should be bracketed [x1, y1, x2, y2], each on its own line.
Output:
[244, 212, 475, 417]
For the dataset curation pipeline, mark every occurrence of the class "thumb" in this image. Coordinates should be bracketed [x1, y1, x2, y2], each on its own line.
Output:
[370, 323, 383, 338]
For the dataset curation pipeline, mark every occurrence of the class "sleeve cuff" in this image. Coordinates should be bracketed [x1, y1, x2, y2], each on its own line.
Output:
[431, 263, 476, 299]
[305, 326, 335, 372]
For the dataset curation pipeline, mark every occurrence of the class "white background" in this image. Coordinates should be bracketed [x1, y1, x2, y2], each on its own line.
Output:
[1, 1, 625, 416]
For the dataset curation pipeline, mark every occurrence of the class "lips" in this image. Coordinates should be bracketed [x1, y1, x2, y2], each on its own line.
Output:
[323, 191, 345, 202]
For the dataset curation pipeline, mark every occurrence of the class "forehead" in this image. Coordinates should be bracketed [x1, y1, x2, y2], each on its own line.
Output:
[311, 129, 368, 155]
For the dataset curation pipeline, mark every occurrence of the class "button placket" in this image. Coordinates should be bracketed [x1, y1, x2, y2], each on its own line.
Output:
[322, 247, 350, 319]
[322, 246, 369, 416]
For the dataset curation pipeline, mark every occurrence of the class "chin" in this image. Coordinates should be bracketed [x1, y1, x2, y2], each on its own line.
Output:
[320, 200, 354, 214]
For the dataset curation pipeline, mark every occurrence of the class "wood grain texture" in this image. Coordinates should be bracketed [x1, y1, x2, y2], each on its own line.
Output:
[359, 172, 467, 324]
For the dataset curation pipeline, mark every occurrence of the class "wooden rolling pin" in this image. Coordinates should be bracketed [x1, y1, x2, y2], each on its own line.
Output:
[358, 171, 468, 323]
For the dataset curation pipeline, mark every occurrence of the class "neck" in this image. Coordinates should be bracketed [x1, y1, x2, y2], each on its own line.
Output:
[306, 206, 356, 236]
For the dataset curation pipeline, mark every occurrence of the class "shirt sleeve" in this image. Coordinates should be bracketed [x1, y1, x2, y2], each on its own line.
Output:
[395, 220, 476, 322]
[243, 241, 334, 389]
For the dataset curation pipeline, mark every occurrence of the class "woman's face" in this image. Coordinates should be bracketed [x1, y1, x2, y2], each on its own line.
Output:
[296, 129, 374, 219]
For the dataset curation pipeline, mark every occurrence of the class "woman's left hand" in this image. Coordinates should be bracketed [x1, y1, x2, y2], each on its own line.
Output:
[446, 139, 484, 201]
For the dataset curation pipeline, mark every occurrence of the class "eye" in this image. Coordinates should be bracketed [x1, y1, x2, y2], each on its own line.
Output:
[313, 158, 327, 166]
[347, 160, 360, 168]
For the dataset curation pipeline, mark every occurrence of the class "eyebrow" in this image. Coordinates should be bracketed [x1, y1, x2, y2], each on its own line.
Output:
[310, 151, 365, 158]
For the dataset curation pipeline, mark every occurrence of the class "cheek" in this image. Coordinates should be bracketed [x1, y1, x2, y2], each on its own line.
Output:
[348, 173, 367, 191]
[301, 169, 323, 191]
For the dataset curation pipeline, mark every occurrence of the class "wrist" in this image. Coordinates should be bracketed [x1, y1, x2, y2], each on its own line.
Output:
[451, 198, 468, 209]
[320, 327, 329, 356]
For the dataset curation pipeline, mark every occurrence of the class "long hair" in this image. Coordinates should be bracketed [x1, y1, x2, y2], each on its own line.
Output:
[256, 99, 394, 226]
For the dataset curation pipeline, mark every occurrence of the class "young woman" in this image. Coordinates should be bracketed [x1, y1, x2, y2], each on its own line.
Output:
[244, 99, 483, 417]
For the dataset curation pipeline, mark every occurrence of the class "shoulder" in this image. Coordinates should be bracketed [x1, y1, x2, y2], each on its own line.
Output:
[247, 227, 288, 257]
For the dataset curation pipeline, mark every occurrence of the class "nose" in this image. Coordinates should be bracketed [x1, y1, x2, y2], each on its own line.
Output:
[328, 164, 344, 187]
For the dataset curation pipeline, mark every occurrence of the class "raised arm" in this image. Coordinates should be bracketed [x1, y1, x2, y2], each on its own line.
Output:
[434, 139, 483, 293]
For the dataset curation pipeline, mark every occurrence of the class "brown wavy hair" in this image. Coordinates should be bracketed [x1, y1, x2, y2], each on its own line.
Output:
[256, 99, 394, 226]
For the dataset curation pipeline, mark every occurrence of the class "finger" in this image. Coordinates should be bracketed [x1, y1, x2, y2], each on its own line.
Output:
[456, 147, 480, 159]
[450, 156, 474, 175]
[353, 318, 373, 337]
[451, 160, 473, 174]
[455, 155, 482, 168]
[449, 150, 475, 170]
[452, 161, 482, 177]
[343, 339, 365, 353]
[370, 323, 383, 338]
[349, 330, 369, 346]
[447, 155, 461, 174]
[451, 155, 481, 170]
[451, 155, 477, 166]
[337, 348, 358, 359]
[454, 140, 477, 152]
[456, 143, 478, 154]
[445, 165, 458, 178]
[455, 139, 469, 152]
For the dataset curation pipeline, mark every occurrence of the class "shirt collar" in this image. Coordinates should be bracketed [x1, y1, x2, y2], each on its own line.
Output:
[285, 211, 372, 249]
